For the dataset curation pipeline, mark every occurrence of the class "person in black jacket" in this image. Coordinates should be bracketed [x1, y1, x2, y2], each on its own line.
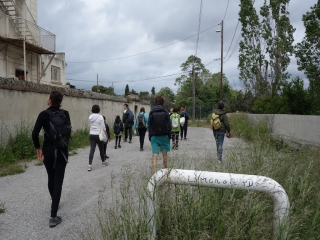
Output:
[103, 116, 111, 160]
[32, 90, 71, 228]
[180, 107, 189, 140]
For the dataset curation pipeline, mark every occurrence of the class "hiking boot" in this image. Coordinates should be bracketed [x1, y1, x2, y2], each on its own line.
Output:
[115, 145, 117, 149]
[49, 216, 62, 228]
[118, 144, 121, 148]
[102, 161, 108, 166]
[88, 165, 92, 171]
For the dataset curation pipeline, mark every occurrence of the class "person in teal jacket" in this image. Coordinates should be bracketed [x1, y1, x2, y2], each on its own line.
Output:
[133, 107, 149, 151]
[170, 108, 180, 150]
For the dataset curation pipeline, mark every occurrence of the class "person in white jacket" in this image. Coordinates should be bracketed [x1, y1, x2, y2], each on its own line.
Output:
[88, 105, 108, 171]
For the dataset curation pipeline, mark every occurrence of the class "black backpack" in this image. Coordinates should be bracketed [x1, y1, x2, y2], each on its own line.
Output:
[114, 122, 121, 135]
[137, 113, 146, 128]
[150, 108, 168, 136]
[45, 109, 72, 150]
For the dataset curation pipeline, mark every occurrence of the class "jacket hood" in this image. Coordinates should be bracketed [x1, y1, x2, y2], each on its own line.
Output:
[89, 113, 100, 124]
[214, 109, 225, 115]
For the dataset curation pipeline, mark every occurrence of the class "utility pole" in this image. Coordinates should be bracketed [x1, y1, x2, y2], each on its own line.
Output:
[96, 73, 98, 91]
[220, 20, 223, 101]
[192, 64, 196, 122]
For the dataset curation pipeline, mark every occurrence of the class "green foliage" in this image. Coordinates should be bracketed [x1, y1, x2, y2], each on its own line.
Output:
[0, 164, 25, 177]
[139, 91, 150, 100]
[0, 201, 5, 213]
[151, 86, 155, 95]
[125, 84, 129, 96]
[252, 96, 290, 114]
[92, 85, 115, 95]
[295, 1, 320, 115]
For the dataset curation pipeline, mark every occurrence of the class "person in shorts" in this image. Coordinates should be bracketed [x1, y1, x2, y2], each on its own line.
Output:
[148, 96, 172, 173]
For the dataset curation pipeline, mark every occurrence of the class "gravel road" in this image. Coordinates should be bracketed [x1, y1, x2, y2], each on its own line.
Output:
[0, 127, 238, 239]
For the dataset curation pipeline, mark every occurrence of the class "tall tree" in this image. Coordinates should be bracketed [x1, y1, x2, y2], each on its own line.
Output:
[238, 0, 266, 97]
[125, 84, 129, 96]
[151, 86, 155, 95]
[260, 0, 295, 96]
[295, 1, 320, 114]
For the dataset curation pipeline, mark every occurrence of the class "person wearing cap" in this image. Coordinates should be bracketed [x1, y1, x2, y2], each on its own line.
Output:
[212, 101, 231, 162]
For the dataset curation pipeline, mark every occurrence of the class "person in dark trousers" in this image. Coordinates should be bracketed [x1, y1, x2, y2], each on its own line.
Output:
[103, 116, 111, 160]
[88, 105, 108, 171]
[148, 96, 171, 173]
[212, 101, 231, 162]
[113, 115, 124, 149]
[122, 103, 133, 143]
[32, 90, 71, 228]
[180, 107, 189, 140]
[133, 107, 149, 151]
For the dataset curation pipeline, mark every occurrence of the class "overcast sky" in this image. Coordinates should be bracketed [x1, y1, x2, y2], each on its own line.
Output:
[38, 0, 317, 95]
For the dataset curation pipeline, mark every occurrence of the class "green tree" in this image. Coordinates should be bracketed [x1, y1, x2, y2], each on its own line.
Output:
[260, 0, 295, 96]
[139, 91, 150, 100]
[151, 87, 155, 95]
[238, 0, 267, 97]
[295, 1, 320, 114]
[92, 85, 115, 95]
[157, 87, 175, 109]
[125, 84, 129, 96]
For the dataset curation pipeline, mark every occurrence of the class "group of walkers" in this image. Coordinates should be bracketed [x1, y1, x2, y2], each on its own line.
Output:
[31, 90, 230, 228]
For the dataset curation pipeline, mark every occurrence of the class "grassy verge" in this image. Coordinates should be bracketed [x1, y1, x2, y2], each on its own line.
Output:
[83, 113, 320, 239]
[0, 119, 90, 177]
[0, 201, 5, 214]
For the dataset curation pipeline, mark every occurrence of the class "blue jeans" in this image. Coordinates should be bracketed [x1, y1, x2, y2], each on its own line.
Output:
[213, 130, 225, 161]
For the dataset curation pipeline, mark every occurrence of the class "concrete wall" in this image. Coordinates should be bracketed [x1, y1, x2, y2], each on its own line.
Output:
[246, 114, 320, 146]
[0, 78, 151, 143]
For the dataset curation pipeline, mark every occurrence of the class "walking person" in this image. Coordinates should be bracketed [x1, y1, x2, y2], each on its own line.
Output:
[113, 115, 124, 149]
[133, 107, 149, 151]
[212, 101, 231, 163]
[170, 108, 180, 150]
[88, 105, 108, 171]
[180, 107, 189, 140]
[103, 116, 111, 160]
[148, 96, 171, 173]
[122, 103, 134, 143]
[32, 90, 72, 228]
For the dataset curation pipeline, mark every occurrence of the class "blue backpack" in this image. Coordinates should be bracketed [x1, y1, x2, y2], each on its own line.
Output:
[127, 110, 134, 122]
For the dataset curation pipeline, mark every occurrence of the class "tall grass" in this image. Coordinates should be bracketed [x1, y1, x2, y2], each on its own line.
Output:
[0, 118, 90, 176]
[84, 113, 320, 239]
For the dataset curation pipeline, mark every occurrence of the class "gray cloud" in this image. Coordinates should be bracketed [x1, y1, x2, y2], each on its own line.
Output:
[38, 0, 316, 94]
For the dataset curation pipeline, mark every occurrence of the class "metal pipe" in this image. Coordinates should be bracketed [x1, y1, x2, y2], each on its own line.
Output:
[147, 169, 289, 239]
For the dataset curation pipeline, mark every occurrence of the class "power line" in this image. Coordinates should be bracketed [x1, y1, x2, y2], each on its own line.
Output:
[68, 23, 219, 64]
[224, 20, 239, 62]
[66, 59, 220, 84]
[223, 0, 230, 21]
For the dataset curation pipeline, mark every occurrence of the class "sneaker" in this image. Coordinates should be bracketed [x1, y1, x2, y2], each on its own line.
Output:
[115, 145, 117, 149]
[88, 165, 92, 171]
[129, 140, 132, 143]
[102, 161, 108, 166]
[184, 138, 187, 140]
[118, 144, 121, 148]
[124, 139, 127, 142]
[181, 138, 183, 141]
[105, 155, 110, 159]
[49, 216, 62, 228]
[140, 147, 144, 151]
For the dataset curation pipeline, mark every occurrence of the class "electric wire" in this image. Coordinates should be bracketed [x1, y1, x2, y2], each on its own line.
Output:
[223, 20, 239, 62]
[68, 23, 219, 64]
[66, 59, 220, 84]
[223, 0, 230, 21]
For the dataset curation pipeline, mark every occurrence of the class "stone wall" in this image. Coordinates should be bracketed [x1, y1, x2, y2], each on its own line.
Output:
[0, 78, 151, 143]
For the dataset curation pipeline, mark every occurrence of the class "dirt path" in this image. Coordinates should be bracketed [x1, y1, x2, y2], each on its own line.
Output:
[0, 127, 238, 239]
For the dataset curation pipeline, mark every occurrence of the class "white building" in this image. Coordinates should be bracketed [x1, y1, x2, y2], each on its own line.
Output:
[0, 0, 66, 86]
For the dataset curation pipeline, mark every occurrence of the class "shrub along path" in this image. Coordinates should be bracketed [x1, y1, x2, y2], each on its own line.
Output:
[0, 127, 237, 239]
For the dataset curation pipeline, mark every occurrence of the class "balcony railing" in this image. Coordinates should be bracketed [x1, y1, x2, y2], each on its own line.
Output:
[0, 12, 55, 52]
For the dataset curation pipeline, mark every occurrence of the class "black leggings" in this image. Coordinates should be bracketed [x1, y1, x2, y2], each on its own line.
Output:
[138, 127, 147, 148]
[89, 134, 105, 165]
[115, 135, 121, 146]
[180, 122, 188, 139]
[43, 145, 68, 218]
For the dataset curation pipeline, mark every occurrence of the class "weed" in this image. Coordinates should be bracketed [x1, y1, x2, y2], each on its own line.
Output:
[0, 164, 25, 177]
[0, 201, 5, 214]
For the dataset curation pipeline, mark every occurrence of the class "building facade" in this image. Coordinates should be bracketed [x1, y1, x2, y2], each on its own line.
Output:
[0, 0, 66, 86]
